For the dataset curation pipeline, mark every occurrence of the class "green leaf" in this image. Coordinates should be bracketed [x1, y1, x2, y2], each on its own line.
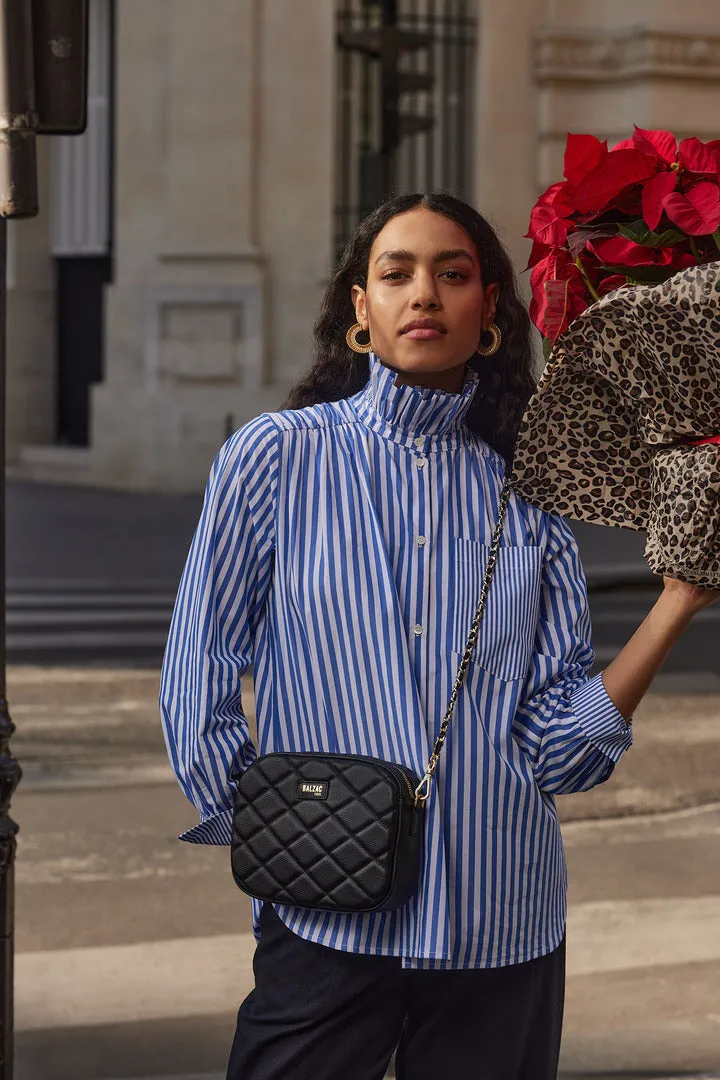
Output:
[604, 264, 679, 284]
[713, 230, 720, 253]
[617, 219, 686, 248]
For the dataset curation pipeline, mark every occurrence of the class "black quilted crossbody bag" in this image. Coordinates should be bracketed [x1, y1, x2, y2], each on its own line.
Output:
[230, 477, 512, 914]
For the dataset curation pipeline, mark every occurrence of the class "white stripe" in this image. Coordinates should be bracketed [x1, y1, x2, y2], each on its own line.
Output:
[16, 897, 720, 1032]
[566, 895, 720, 977]
[17, 933, 255, 1032]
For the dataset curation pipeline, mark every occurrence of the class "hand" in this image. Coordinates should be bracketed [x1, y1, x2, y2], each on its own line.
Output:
[662, 575, 720, 622]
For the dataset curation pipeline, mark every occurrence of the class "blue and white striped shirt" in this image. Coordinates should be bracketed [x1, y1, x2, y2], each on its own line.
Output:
[160, 352, 632, 969]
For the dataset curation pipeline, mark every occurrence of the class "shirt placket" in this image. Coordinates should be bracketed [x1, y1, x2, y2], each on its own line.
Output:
[409, 435, 432, 709]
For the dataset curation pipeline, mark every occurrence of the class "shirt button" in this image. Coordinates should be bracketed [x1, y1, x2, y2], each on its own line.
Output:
[413, 624, 423, 636]
[415, 458, 425, 469]
[414, 436, 425, 449]
[417, 536, 426, 547]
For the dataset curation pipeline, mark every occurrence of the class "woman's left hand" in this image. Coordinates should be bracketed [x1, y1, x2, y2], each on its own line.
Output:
[662, 576, 720, 621]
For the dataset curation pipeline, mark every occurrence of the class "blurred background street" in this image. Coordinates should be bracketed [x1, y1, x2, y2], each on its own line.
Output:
[8, 478, 720, 676]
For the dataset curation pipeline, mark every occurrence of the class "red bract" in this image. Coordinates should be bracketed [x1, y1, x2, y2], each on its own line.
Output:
[587, 236, 676, 267]
[525, 182, 572, 246]
[526, 239, 552, 269]
[530, 251, 587, 341]
[629, 126, 677, 164]
[668, 251, 698, 272]
[563, 133, 608, 186]
[641, 171, 677, 230]
[677, 138, 719, 176]
[663, 182, 720, 235]
[597, 274, 629, 296]
[569, 150, 657, 215]
[553, 182, 579, 219]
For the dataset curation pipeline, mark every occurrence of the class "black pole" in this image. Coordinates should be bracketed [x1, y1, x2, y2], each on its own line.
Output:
[0, 216, 20, 1080]
[0, 2, 37, 1073]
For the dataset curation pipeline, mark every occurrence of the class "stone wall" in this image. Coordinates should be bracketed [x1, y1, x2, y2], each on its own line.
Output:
[89, 0, 335, 491]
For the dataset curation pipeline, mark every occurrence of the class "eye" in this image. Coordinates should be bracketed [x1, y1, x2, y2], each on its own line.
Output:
[381, 270, 408, 281]
[440, 269, 468, 281]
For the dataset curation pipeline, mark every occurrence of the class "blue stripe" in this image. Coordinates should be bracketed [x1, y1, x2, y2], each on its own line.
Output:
[160, 351, 632, 969]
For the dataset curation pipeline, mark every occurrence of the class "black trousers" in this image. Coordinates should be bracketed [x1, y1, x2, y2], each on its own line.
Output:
[227, 904, 565, 1080]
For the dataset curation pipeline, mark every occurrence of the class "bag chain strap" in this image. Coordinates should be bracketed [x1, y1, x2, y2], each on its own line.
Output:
[413, 476, 513, 807]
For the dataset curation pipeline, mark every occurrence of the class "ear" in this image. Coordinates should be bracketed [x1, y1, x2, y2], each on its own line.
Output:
[351, 284, 368, 329]
[482, 283, 500, 329]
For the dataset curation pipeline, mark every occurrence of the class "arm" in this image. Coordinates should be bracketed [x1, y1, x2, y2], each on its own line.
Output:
[601, 576, 720, 718]
[159, 415, 279, 844]
[511, 513, 633, 795]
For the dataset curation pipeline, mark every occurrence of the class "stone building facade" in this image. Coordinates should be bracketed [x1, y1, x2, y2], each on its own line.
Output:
[7, 0, 720, 492]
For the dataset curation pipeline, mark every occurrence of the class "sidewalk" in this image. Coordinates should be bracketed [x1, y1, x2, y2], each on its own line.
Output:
[10, 665, 720, 1080]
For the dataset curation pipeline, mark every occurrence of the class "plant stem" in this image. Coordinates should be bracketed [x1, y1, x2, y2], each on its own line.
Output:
[574, 256, 601, 303]
[689, 237, 700, 261]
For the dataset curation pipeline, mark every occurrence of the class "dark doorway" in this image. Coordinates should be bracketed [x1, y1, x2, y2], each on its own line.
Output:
[51, 0, 114, 447]
[335, 0, 478, 253]
[55, 255, 112, 445]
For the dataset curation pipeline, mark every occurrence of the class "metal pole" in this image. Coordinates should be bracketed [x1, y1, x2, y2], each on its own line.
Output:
[0, 1, 38, 218]
[0, 215, 19, 1079]
[0, 2, 37, 1073]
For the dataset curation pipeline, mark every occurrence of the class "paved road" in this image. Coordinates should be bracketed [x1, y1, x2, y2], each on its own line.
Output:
[7, 481, 201, 665]
[8, 665, 720, 1079]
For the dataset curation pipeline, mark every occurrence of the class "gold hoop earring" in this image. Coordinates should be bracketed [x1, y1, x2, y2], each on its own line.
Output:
[346, 323, 373, 354]
[476, 323, 502, 357]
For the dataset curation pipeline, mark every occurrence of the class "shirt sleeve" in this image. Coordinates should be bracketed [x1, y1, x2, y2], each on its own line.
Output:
[511, 511, 633, 795]
[159, 414, 279, 844]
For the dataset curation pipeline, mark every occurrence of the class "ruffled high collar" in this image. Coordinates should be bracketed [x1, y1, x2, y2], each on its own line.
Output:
[352, 352, 481, 450]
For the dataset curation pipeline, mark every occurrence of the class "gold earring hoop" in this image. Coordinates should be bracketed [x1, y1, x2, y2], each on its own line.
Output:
[346, 323, 373, 354]
[476, 323, 502, 357]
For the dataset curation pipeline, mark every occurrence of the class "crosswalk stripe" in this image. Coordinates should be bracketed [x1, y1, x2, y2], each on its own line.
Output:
[17, 932, 255, 1033]
[6, 579, 176, 662]
[16, 896, 720, 1033]
[566, 895, 720, 978]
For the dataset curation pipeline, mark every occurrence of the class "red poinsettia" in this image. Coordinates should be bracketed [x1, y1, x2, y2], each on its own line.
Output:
[527, 126, 720, 346]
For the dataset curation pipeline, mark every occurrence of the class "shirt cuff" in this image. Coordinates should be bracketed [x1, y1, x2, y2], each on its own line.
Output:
[179, 806, 233, 845]
[570, 671, 633, 763]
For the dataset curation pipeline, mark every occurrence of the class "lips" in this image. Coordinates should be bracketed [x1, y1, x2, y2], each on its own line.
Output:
[400, 319, 447, 340]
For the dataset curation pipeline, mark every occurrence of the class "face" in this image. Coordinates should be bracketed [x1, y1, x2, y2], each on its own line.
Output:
[352, 206, 499, 393]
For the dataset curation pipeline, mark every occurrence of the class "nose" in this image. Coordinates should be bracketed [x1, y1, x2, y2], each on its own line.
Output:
[410, 268, 441, 311]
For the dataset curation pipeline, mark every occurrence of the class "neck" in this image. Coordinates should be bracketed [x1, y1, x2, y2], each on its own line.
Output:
[392, 364, 467, 395]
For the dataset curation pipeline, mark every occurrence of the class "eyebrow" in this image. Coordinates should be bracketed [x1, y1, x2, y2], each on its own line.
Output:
[374, 248, 476, 266]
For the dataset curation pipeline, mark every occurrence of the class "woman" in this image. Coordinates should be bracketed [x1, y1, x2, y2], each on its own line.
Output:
[160, 193, 719, 1080]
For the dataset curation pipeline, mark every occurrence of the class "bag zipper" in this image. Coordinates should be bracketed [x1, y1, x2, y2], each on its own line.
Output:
[387, 763, 421, 804]
[240, 751, 421, 805]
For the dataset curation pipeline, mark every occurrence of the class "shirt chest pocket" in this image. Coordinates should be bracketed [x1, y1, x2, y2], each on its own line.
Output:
[451, 538, 543, 682]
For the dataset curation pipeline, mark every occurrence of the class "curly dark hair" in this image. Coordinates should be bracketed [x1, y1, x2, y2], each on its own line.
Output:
[283, 192, 537, 464]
